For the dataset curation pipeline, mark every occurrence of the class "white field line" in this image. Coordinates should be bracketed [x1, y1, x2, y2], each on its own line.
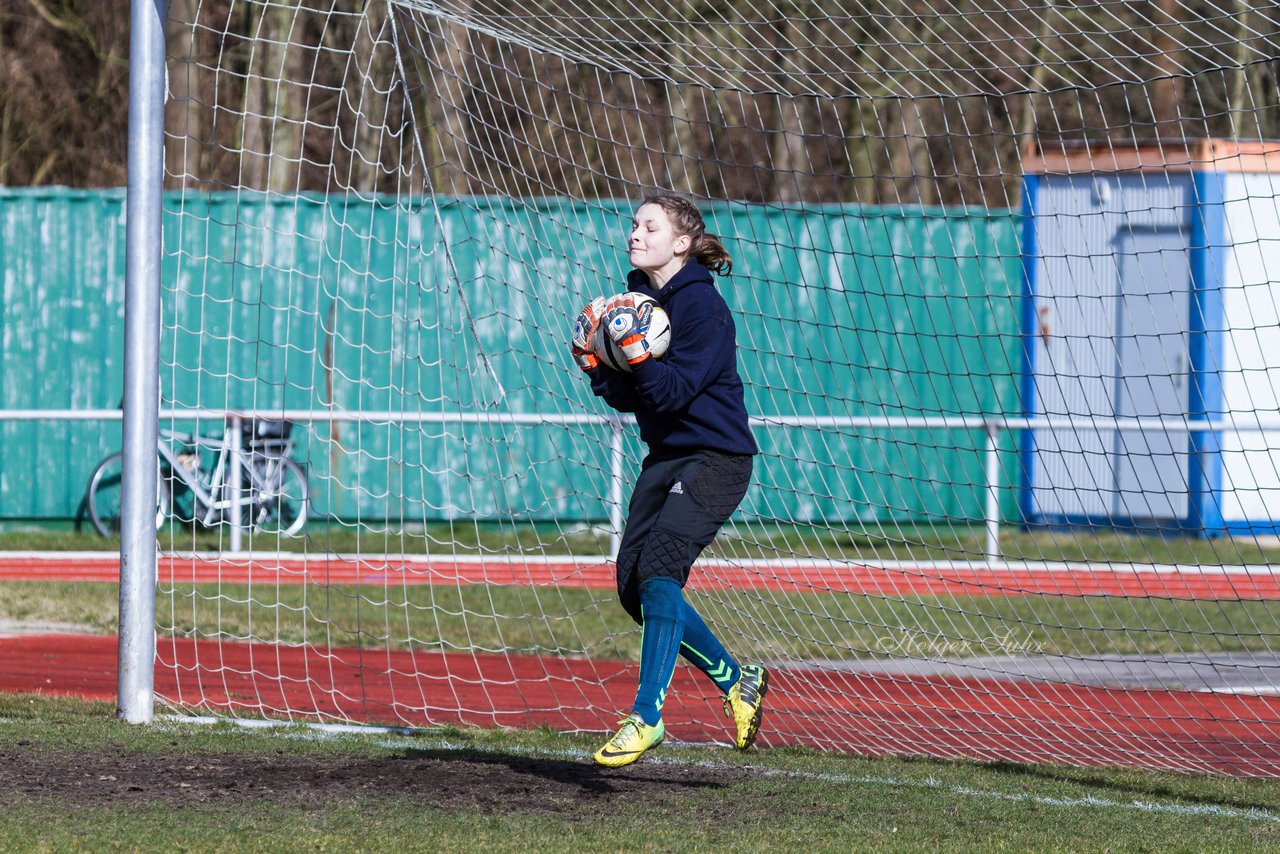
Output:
[154, 714, 1280, 825]
[3, 550, 1280, 576]
[1200, 685, 1280, 695]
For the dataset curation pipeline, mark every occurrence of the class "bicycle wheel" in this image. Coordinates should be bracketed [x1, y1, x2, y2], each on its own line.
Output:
[247, 456, 309, 537]
[86, 453, 169, 537]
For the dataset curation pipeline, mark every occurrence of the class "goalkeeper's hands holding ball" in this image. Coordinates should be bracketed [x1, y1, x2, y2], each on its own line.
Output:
[571, 296, 608, 372]
[602, 293, 653, 367]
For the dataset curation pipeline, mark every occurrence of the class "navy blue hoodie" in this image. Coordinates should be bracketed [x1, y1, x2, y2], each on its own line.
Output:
[589, 260, 758, 456]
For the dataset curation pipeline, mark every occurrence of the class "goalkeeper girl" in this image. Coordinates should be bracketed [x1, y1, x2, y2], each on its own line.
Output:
[570, 192, 767, 768]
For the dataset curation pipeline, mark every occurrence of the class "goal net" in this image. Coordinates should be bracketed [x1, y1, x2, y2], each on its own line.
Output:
[154, 0, 1280, 776]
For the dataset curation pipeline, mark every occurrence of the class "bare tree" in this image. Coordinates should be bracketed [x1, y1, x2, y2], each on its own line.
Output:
[662, 0, 704, 196]
[425, 0, 475, 196]
[1150, 0, 1186, 138]
[238, 0, 304, 191]
[165, 0, 204, 189]
[769, 8, 817, 203]
[340, 2, 403, 194]
[0, 0, 128, 186]
[11, 0, 1280, 202]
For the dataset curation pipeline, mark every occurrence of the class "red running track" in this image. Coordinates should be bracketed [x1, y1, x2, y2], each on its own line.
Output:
[4, 553, 1280, 776]
[4, 553, 1280, 598]
[3, 632, 1280, 777]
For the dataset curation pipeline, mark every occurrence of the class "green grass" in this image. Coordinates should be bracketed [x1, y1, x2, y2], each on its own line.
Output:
[0, 520, 615, 556]
[6, 520, 1280, 567]
[0, 581, 120, 634]
[713, 523, 1280, 566]
[1, 693, 1278, 852]
[4, 579, 1278, 663]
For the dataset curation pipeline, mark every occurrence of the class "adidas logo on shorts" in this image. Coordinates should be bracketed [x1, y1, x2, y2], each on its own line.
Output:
[669, 481, 684, 494]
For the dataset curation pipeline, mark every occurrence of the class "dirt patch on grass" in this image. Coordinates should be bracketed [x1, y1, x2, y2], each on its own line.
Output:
[0, 741, 754, 815]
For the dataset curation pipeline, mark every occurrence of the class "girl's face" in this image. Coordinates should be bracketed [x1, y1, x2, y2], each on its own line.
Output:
[629, 203, 691, 285]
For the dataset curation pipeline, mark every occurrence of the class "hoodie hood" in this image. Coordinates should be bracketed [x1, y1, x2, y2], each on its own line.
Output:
[626, 260, 714, 306]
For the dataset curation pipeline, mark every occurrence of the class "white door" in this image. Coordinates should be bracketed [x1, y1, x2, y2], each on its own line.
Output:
[1112, 227, 1191, 520]
[1030, 177, 1122, 519]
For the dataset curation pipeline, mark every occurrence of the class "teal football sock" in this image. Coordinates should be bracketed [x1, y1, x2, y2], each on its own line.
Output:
[632, 577, 685, 727]
[679, 602, 741, 694]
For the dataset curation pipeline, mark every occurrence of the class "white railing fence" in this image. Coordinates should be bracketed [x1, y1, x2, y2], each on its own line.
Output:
[3, 409, 1278, 560]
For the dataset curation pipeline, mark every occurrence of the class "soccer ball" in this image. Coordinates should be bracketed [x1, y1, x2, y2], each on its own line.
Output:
[593, 293, 672, 372]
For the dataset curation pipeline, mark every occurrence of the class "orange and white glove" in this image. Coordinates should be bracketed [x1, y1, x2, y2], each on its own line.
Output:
[570, 296, 607, 372]
[602, 293, 653, 367]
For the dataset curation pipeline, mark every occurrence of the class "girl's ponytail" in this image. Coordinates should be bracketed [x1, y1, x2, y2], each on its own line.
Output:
[690, 231, 732, 276]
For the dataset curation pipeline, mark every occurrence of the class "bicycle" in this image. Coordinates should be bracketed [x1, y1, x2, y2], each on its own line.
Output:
[85, 417, 309, 537]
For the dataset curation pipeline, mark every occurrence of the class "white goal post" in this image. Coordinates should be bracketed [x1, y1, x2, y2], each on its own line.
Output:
[120, 0, 166, 724]
[120, 0, 1280, 776]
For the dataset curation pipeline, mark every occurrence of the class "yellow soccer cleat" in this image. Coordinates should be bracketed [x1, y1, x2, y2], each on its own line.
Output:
[723, 664, 769, 749]
[593, 714, 665, 768]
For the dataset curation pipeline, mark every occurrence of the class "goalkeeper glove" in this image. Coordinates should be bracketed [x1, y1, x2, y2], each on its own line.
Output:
[571, 296, 608, 372]
[602, 293, 653, 367]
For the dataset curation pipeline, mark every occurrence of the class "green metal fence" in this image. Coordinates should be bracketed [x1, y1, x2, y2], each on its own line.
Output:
[0, 188, 1021, 525]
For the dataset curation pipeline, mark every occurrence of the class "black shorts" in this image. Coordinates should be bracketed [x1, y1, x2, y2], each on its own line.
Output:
[614, 448, 753, 618]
